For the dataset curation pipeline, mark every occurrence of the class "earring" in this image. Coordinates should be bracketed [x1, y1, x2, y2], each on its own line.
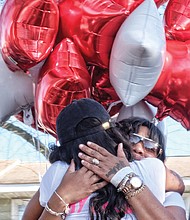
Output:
[157, 148, 163, 157]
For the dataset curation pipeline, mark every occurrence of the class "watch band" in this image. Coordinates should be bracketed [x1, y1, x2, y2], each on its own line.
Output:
[125, 184, 146, 200]
[117, 172, 144, 198]
[117, 172, 135, 192]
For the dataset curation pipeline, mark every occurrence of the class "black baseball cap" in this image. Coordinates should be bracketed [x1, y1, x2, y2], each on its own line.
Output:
[56, 98, 113, 145]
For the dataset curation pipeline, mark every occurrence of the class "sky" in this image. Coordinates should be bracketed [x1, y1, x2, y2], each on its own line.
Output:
[0, 116, 55, 162]
[164, 117, 190, 157]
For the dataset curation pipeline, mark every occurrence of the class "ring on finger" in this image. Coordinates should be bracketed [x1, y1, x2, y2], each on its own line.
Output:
[92, 158, 100, 165]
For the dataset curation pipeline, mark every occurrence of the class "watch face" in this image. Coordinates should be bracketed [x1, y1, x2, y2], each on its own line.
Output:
[130, 176, 142, 189]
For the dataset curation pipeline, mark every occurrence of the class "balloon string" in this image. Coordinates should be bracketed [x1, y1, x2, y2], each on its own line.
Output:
[107, 100, 122, 113]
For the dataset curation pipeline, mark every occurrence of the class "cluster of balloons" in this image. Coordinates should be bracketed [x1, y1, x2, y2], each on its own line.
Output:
[0, 0, 190, 138]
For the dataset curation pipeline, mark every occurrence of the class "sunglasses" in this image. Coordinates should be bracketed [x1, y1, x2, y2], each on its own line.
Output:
[129, 133, 160, 150]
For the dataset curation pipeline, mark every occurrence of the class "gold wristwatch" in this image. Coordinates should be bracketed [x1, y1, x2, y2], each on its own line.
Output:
[121, 173, 143, 194]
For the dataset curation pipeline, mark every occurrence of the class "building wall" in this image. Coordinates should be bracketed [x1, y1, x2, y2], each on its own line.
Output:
[183, 193, 190, 220]
[11, 198, 30, 220]
[0, 198, 30, 220]
[0, 199, 11, 220]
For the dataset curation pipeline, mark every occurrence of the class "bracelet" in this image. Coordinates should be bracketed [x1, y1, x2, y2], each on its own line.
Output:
[117, 173, 134, 192]
[45, 203, 66, 219]
[55, 190, 70, 214]
[125, 184, 146, 200]
[110, 166, 133, 187]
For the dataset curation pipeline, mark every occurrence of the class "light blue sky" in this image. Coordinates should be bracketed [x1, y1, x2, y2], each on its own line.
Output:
[164, 117, 190, 157]
[0, 116, 55, 162]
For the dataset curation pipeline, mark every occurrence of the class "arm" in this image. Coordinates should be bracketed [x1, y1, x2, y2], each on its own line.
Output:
[125, 188, 186, 220]
[165, 206, 186, 219]
[22, 190, 44, 220]
[78, 142, 186, 220]
[165, 166, 185, 195]
[164, 192, 186, 219]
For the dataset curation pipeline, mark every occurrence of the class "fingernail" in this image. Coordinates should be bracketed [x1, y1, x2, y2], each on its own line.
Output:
[87, 141, 92, 145]
[79, 144, 84, 149]
[78, 152, 82, 157]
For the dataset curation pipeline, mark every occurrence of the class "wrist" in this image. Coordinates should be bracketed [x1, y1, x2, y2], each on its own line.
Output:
[110, 166, 133, 187]
[55, 188, 71, 204]
[45, 203, 66, 219]
[45, 191, 70, 219]
[117, 172, 145, 200]
[48, 193, 66, 212]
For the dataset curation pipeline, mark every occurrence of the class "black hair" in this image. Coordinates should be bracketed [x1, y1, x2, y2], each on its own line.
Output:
[49, 117, 132, 219]
[118, 117, 166, 162]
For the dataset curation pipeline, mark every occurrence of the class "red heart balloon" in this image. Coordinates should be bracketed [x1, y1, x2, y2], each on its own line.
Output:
[165, 0, 190, 41]
[145, 40, 190, 130]
[114, 0, 167, 8]
[154, 0, 168, 7]
[36, 38, 91, 136]
[0, 0, 59, 72]
[113, 0, 143, 11]
[57, 0, 129, 68]
[90, 65, 121, 116]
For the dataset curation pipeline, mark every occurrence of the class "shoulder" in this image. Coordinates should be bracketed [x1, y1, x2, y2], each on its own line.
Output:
[130, 158, 166, 203]
[130, 158, 165, 173]
[130, 158, 166, 193]
[39, 161, 69, 207]
[42, 161, 69, 181]
[48, 161, 68, 171]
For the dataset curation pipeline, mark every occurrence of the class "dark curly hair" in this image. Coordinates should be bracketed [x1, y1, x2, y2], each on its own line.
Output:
[118, 117, 166, 162]
[49, 117, 132, 219]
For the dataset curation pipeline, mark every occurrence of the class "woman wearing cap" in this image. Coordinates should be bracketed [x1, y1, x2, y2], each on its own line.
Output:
[22, 98, 186, 220]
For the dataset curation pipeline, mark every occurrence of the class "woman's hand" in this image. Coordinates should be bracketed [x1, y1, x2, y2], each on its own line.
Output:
[78, 142, 130, 182]
[55, 159, 107, 204]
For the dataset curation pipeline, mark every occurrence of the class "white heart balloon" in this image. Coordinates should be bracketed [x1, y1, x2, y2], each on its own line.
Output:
[117, 100, 168, 145]
[109, 0, 166, 106]
[117, 100, 155, 122]
[0, 53, 34, 122]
